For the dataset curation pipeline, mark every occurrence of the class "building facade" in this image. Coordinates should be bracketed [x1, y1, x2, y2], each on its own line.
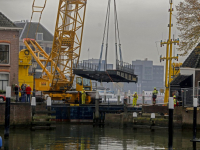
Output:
[123, 59, 164, 94]
[0, 12, 21, 95]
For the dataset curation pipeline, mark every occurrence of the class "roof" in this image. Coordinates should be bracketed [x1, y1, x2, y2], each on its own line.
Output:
[15, 21, 53, 41]
[0, 12, 17, 28]
[182, 43, 200, 68]
[170, 75, 191, 86]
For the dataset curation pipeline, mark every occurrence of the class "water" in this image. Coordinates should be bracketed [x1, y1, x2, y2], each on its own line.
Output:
[0, 124, 199, 149]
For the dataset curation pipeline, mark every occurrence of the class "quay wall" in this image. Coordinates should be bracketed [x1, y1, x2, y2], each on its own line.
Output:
[0, 103, 32, 125]
[105, 106, 200, 129]
[0, 103, 200, 129]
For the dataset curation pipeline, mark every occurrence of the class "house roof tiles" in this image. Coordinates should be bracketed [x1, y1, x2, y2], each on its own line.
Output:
[0, 12, 17, 28]
[15, 21, 53, 41]
[182, 44, 200, 68]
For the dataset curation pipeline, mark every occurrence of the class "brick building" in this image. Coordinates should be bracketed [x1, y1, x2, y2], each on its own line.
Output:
[0, 12, 21, 95]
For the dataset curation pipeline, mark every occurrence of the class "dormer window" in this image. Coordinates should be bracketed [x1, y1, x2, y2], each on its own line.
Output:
[36, 33, 43, 41]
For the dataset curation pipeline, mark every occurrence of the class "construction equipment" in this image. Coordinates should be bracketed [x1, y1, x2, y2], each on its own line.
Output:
[160, 0, 180, 104]
[19, 0, 96, 103]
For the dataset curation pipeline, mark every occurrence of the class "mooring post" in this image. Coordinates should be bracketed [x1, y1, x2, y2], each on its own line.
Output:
[47, 97, 51, 112]
[95, 91, 100, 119]
[142, 90, 145, 105]
[104, 90, 106, 103]
[47, 96, 52, 122]
[31, 97, 36, 120]
[133, 112, 137, 124]
[128, 90, 131, 104]
[193, 98, 197, 149]
[117, 89, 120, 105]
[150, 113, 155, 131]
[4, 86, 11, 139]
[168, 97, 174, 150]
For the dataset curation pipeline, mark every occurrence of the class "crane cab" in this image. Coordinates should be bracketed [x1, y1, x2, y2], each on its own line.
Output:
[76, 77, 92, 91]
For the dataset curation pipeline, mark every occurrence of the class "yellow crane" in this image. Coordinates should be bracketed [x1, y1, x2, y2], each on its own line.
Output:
[19, 0, 94, 103]
[160, 0, 179, 104]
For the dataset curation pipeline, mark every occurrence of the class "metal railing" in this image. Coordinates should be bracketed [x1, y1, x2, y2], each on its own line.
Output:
[116, 60, 135, 74]
[73, 59, 135, 74]
[73, 61, 98, 71]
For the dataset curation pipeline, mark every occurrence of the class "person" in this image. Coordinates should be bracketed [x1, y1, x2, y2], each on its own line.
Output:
[132, 92, 138, 106]
[14, 84, 19, 102]
[26, 85, 32, 102]
[81, 88, 86, 104]
[152, 87, 158, 105]
[173, 95, 177, 107]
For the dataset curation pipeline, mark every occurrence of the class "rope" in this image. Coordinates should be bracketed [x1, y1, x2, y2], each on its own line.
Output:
[105, 71, 125, 91]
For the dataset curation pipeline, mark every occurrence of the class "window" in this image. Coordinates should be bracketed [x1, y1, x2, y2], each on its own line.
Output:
[36, 33, 43, 41]
[83, 78, 91, 86]
[0, 44, 9, 64]
[0, 74, 9, 91]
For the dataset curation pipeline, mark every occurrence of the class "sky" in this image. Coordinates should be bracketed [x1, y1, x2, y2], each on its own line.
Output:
[0, 0, 188, 67]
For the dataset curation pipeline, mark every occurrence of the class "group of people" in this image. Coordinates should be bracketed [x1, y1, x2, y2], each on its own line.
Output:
[132, 87, 160, 106]
[14, 84, 32, 102]
[132, 87, 179, 107]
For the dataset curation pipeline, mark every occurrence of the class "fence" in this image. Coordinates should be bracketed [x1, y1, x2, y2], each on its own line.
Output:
[170, 87, 200, 107]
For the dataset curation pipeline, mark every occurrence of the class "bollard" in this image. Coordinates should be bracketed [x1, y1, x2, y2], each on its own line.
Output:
[95, 91, 100, 119]
[117, 89, 120, 105]
[168, 97, 174, 150]
[142, 90, 145, 105]
[128, 90, 131, 104]
[151, 113, 155, 131]
[104, 90, 106, 102]
[4, 86, 11, 139]
[47, 96, 52, 111]
[193, 98, 198, 149]
[133, 112, 137, 123]
[31, 97, 36, 119]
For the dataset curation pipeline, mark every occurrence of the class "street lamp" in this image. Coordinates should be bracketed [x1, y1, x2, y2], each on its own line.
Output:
[32, 60, 37, 97]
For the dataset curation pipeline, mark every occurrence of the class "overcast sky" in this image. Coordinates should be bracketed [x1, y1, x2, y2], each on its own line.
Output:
[0, 0, 187, 67]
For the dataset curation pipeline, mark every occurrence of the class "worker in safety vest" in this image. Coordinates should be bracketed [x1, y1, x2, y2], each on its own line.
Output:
[81, 88, 86, 104]
[133, 92, 138, 106]
[173, 95, 177, 107]
[152, 87, 158, 105]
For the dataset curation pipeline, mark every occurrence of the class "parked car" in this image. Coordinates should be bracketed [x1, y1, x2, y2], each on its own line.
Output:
[0, 95, 6, 102]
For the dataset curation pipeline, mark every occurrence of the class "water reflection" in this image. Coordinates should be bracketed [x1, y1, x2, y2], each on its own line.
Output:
[0, 124, 199, 149]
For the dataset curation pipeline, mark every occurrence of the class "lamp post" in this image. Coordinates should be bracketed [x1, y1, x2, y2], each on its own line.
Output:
[32, 60, 37, 97]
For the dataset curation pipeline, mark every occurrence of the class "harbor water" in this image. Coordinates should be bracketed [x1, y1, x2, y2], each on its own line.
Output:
[0, 124, 199, 149]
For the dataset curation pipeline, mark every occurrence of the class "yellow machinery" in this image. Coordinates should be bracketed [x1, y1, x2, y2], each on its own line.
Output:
[18, 49, 33, 96]
[171, 63, 182, 79]
[18, 49, 92, 103]
[160, 1, 180, 104]
[19, 0, 94, 103]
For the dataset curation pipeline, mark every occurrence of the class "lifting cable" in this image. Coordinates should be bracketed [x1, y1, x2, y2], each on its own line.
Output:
[98, 0, 111, 71]
[114, 0, 123, 62]
[106, 71, 125, 92]
[104, 0, 111, 71]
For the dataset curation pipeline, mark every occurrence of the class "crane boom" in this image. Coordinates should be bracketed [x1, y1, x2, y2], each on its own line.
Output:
[49, 0, 87, 90]
[24, 0, 87, 91]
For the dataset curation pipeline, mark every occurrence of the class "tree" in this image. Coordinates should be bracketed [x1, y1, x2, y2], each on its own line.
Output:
[176, 0, 200, 55]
